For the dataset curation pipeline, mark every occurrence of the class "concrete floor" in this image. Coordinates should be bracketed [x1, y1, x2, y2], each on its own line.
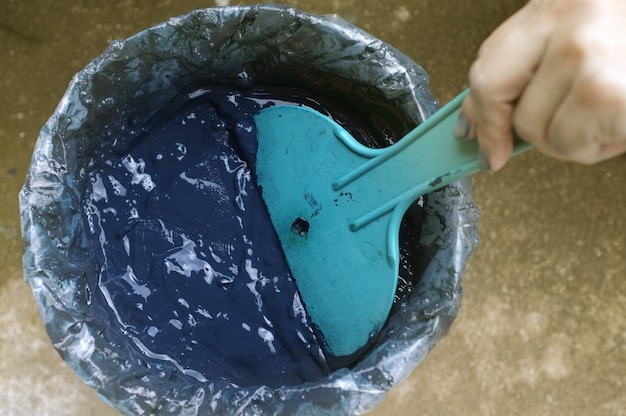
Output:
[1, 0, 625, 415]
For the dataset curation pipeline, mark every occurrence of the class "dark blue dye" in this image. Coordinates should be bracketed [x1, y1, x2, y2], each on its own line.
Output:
[82, 87, 334, 388]
[82, 84, 425, 388]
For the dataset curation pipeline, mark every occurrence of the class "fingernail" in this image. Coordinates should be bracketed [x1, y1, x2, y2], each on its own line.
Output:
[454, 113, 470, 139]
[478, 150, 490, 171]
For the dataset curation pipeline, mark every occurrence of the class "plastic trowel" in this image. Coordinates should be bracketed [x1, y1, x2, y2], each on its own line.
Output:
[253, 89, 531, 362]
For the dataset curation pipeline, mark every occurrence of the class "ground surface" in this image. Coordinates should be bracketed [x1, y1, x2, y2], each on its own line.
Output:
[1, 0, 625, 415]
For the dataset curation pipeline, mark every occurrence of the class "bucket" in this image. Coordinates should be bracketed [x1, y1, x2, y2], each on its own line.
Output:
[19, 5, 479, 415]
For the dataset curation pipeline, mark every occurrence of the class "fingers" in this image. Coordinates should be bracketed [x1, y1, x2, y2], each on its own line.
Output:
[461, 85, 513, 171]
[460, 0, 551, 170]
[511, 22, 576, 160]
[460, 0, 626, 169]
[547, 75, 626, 164]
[515, 4, 626, 164]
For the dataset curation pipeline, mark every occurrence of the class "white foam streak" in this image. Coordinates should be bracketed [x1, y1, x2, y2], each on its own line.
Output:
[165, 236, 215, 284]
[219, 155, 249, 211]
[90, 174, 108, 202]
[245, 258, 263, 311]
[108, 174, 127, 196]
[130, 336, 209, 383]
[257, 327, 276, 354]
[120, 265, 151, 300]
[122, 154, 156, 191]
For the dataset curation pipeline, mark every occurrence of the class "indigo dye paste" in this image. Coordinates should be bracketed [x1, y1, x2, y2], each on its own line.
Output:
[82, 84, 427, 388]
[82, 86, 346, 387]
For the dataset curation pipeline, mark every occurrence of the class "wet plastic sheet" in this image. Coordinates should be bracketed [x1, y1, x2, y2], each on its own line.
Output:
[19, 4, 479, 415]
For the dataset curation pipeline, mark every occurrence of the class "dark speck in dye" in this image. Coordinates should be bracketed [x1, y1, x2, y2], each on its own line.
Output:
[291, 217, 310, 236]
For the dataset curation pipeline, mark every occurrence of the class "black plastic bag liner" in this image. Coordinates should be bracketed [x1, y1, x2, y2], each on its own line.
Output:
[19, 4, 479, 415]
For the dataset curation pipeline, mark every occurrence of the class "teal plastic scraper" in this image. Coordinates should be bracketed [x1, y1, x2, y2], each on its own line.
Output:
[253, 89, 531, 362]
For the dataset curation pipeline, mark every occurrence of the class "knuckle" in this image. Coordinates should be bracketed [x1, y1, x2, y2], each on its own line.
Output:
[557, 32, 588, 63]
[574, 74, 626, 110]
[468, 60, 491, 95]
[546, 130, 599, 164]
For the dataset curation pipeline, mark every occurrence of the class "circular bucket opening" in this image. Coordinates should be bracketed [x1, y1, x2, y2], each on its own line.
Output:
[20, 5, 479, 415]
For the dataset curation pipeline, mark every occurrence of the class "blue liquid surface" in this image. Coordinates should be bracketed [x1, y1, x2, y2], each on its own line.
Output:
[83, 87, 333, 387]
[82, 85, 424, 388]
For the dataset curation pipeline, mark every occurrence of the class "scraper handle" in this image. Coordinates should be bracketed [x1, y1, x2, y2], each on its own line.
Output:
[333, 89, 533, 231]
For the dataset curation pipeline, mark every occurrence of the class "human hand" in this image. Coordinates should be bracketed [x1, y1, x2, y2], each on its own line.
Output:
[455, 0, 626, 171]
